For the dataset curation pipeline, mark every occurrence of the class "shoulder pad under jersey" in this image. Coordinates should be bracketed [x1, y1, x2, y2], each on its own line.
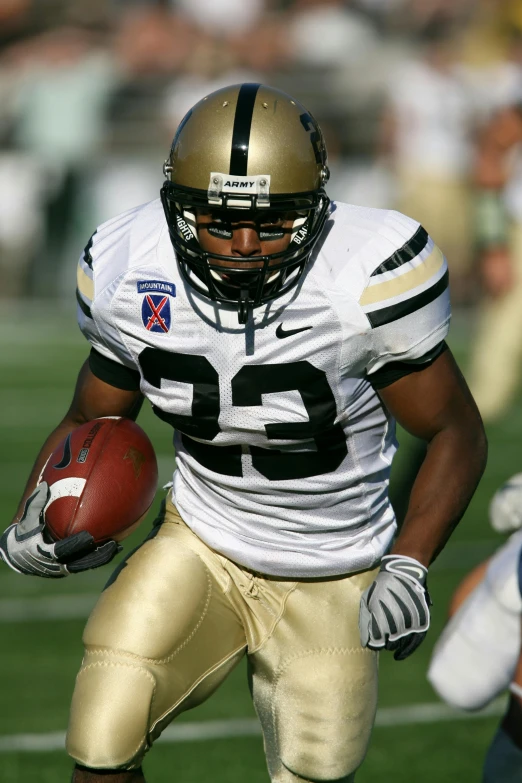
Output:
[76, 199, 166, 366]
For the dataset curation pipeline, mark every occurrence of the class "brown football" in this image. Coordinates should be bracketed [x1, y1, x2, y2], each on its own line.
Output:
[41, 417, 158, 543]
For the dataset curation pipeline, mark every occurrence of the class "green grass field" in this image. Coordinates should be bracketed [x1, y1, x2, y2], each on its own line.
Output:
[0, 304, 516, 782]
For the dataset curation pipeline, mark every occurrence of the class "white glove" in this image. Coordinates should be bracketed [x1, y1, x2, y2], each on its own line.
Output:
[359, 554, 431, 661]
[0, 483, 120, 578]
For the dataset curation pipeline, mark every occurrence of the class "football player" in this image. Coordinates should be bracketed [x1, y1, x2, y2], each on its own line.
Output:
[428, 476, 522, 783]
[0, 84, 487, 783]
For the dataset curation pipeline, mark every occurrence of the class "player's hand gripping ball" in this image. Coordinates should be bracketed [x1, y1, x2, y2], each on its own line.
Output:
[41, 417, 158, 543]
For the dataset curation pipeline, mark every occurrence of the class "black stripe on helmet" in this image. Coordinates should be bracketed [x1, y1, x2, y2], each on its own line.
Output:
[230, 83, 261, 176]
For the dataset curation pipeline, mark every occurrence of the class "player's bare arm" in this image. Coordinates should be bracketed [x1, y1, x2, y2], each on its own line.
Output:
[0, 362, 143, 577]
[381, 347, 487, 565]
[359, 348, 487, 661]
[476, 107, 522, 192]
[11, 360, 142, 523]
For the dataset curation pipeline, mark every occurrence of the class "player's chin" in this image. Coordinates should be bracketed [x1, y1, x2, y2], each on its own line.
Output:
[213, 270, 259, 288]
[210, 267, 283, 294]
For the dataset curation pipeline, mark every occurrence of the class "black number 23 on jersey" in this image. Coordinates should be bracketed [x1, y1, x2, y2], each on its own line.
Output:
[139, 348, 348, 481]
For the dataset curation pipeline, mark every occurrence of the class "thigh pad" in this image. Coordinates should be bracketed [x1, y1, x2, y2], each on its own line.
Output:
[67, 516, 246, 769]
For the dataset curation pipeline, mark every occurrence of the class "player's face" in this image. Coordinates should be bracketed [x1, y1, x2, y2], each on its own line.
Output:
[196, 208, 294, 276]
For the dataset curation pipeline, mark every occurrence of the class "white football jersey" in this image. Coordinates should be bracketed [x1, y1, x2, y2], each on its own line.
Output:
[76, 199, 450, 577]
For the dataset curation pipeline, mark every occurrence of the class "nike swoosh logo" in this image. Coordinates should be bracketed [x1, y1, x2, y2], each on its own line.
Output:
[276, 324, 313, 339]
[400, 566, 426, 580]
[53, 433, 72, 469]
[391, 564, 426, 581]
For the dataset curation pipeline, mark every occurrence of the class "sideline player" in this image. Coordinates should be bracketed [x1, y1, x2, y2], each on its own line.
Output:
[0, 84, 487, 783]
[428, 475, 522, 782]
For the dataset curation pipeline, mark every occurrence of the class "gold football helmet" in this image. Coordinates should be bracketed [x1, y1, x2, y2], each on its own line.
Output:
[161, 83, 330, 322]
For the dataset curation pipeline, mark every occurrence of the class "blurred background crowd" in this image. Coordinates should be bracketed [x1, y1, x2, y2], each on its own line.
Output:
[2, 0, 522, 421]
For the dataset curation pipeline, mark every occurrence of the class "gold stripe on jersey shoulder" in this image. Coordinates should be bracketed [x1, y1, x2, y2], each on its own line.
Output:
[359, 245, 444, 307]
[77, 264, 94, 302]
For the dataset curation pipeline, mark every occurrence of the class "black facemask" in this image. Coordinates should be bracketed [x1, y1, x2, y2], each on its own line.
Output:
[160, 182, 331, 324]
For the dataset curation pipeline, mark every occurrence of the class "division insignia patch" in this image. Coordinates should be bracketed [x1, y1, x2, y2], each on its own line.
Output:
[141, 293, 172, 333]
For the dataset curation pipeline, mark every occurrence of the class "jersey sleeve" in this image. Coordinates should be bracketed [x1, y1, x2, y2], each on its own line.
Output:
[88, 348, 141, 391]
[360, 216, 451, 376]
[76, 209, 142, 374]
[76, 232, 102, 349]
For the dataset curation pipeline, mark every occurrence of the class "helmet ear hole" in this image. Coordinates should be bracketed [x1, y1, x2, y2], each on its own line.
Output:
[321, 166, 330, 185]
[163, 160, 173, 179]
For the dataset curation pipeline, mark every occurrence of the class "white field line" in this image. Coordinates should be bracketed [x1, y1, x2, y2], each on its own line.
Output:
[0, 698, 507, 753]
[0, 334, 83, 347]
[0, 594, 98, 622]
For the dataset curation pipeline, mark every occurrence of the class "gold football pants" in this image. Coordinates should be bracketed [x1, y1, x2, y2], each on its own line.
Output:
[67, 500, 379, 782]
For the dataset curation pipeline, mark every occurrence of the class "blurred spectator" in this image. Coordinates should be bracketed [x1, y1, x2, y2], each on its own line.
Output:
[12, 27, 118, 170]
[164, 64, 263, 134]
[323, 122, 396, 207]
[0, 0, 518, 312]
[463, 28, 522, 121]
[288, 0, 378, 68]
[86, 4, 192, 230]
[380, 20, 478, 303]
[467, 75, 522, 421]
[0, 154, 45, 299]
[459, 0, 519, 68]
[174, 0, 265, 36]
[410, 0, 473, 27]
[114, 4, 196, 77]
[0, 22, 119, 298]
[228, 11, 291, 74]
[6, 24, 120, 297]
[0, 0, 33, 48]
